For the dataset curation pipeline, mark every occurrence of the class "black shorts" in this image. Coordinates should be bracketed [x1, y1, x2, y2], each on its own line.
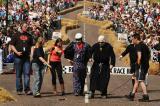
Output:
[130, 63, 136, 74]
[135, 67, 148, 81]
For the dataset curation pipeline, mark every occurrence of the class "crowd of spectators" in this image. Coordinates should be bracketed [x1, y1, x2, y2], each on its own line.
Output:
[84, 1, 160, 49]
[81, 0, 160, 62]
[0, 0, 77, 62]
[0, 0, 77, 27]
[86, 5, 106, 20]
[109, 1, 160, 49]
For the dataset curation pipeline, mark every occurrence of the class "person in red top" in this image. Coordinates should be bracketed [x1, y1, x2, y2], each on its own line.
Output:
[49, 38, 65, 96]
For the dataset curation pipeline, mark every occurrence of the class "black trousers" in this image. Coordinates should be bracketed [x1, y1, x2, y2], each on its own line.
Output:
[50, 62, 64, 85]
[90, 62, 110, 95]
[90, 76, 110, 95]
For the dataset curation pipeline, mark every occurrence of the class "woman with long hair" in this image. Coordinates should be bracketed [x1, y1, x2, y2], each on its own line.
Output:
[31, 37, 51, 97]
[49, 38, 65, 96]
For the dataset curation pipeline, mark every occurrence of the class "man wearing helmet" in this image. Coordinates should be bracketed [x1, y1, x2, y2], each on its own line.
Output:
[64, 33, 91, 96]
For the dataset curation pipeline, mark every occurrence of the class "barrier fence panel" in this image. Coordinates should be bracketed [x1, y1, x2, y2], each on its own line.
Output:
[62, 65, 132, 75]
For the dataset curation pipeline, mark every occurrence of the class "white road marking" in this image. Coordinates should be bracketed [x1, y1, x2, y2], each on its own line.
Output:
[84, 78, 89, 103]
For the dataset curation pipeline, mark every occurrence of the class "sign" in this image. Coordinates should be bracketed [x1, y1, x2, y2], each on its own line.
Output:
[62, 66, 91, 74]
[151, 49, 159, 63]
[111, 67, 132, 75]
[29, 12, 39, 20]
[52, 32, 61, 40]
[118, 33, 128, 43]
[82, 11, 90, 16]
[62, 66, 132, 75]
[128, 0, 136, 7]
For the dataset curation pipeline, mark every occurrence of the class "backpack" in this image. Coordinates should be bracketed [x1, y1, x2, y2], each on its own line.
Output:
[3, 53, 14, 63]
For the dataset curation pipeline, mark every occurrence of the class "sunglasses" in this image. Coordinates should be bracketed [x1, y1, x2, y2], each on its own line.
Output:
[76, 38, 82, 42]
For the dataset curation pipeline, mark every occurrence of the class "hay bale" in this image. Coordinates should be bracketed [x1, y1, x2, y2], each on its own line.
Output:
[61, 26, 68, 44]
[0, 87, 15, 103]
[60, 19, 79, 44]
[77, 13, 112, 29]
[79, 1, 103, 7]
[149, 62, 159, 74]
[44, 40, 55, 51]
[58, 5, 83, 15]
[62, 18, 78, 26]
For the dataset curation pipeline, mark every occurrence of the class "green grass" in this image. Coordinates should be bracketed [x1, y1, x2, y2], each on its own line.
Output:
[149, 0, 160, 3]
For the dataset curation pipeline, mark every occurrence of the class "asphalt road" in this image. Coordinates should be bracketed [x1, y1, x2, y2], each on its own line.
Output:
[1, 74, 160, 106]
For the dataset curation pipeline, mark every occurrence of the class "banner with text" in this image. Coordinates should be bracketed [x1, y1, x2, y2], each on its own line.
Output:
[118, 33, 128, 43]
[62, 66, 132, 75]
[110, 67, 131, 75]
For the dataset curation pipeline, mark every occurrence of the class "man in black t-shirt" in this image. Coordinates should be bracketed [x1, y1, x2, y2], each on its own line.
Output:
[120, 42, 137, 87]
[126, 33, 150, 102]
[10, 23, 33, 95]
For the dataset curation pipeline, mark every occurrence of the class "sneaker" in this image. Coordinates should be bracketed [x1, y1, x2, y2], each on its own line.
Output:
[139, 94, 149, 102]
[33, 92, 41, 98]
[25, 90, 32, 95]
[17, 91, 23, 95]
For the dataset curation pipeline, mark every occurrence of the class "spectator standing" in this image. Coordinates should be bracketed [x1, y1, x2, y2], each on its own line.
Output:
[32, 36, 51, 97]
[10, 23, 33, 95]
[49, 38, 65, 96]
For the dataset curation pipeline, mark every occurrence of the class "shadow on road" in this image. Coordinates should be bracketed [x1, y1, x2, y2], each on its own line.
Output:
[64, 92, 73, 95]
[92, 95, 125, 99]
[107, 95, 126, 99]
[40, 92, 73, 98]
[41, 92, 53, 94]
[149, 99, 160, 102]
[148, 89, 160, 93]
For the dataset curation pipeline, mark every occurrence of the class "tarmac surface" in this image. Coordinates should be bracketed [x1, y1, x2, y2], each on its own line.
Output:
[1, 74, 160, 106]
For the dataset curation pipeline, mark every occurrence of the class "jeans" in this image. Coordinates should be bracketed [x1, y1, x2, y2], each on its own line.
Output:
[32, 63, 45, 95]
[14, 57, 31, 92]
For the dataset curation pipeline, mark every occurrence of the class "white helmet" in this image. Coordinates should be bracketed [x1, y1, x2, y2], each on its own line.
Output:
[98, 35, 105, 42]
[75, 33, 83, 40]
